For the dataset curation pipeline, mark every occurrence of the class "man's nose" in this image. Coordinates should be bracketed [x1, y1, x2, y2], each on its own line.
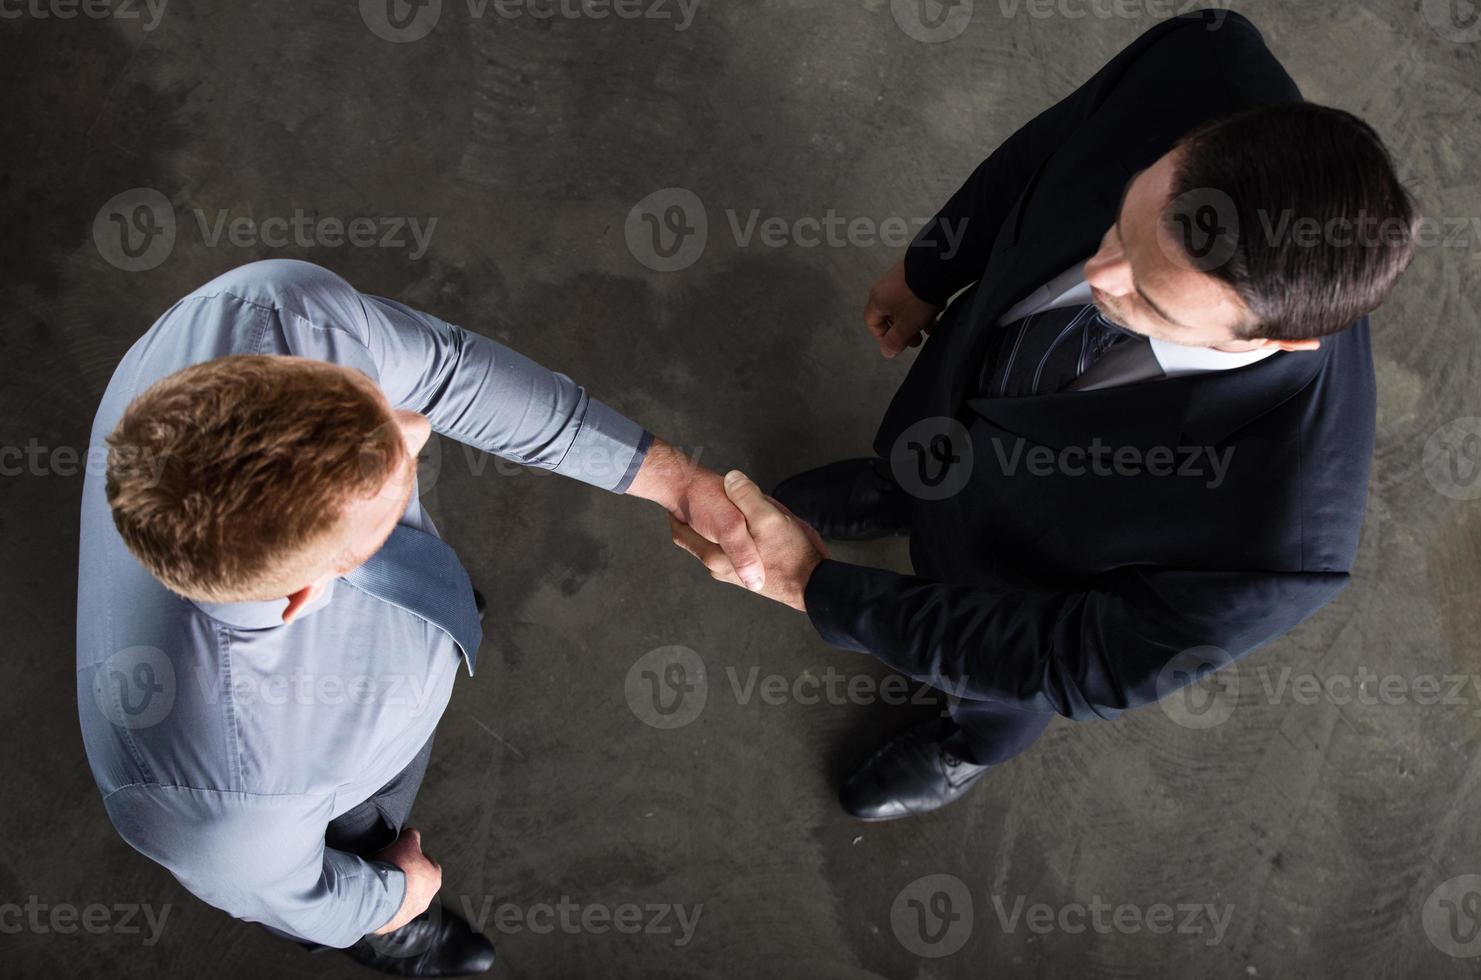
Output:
[1085, 237, 1133, 296]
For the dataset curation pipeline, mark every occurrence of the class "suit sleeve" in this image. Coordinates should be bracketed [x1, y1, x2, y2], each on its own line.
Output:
[803, 559, 1347, 721]
[903, 8, 1261, 305]
[103, 785, 405, 948]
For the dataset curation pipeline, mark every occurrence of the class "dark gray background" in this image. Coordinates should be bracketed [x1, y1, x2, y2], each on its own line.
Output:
[3, 0, 1479, 977]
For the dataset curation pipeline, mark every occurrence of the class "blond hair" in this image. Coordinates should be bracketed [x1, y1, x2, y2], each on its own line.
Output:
[105, 355, 404, 602]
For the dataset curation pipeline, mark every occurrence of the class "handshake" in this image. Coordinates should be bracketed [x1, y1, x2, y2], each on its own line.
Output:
[630, 259, 936, 610]
[630, 442, 831, 613]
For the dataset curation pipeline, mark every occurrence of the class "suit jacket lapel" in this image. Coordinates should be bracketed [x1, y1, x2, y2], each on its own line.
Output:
[943, 157, 1131, 414]
[966, 343, 1329, 454]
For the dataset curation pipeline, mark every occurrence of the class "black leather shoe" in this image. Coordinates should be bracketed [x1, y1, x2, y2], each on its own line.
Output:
[840, 721, 990, 822]
[340, 903, 496, 977]
[772, 458, 911, 541]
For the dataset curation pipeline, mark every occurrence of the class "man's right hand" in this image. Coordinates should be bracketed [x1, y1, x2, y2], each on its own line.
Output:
[372, 827, 442, 934]
[864, 259, 944, 358]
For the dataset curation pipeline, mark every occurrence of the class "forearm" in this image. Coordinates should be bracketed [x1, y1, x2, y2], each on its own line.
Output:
[357, 293, 652, 492]
[803, 559, 1346, 721]
[804, 559, 1076, 711]
[624, 437, 704, 512]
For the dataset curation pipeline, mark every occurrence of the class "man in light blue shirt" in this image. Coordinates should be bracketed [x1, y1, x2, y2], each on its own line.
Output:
[77, 259, 761, 975]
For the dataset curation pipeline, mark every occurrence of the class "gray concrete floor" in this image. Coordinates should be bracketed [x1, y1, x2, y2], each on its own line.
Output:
[3, 1, 1480, 977]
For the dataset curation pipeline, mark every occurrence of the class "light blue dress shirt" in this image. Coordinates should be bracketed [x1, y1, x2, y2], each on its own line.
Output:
[76, 260, 650, 947]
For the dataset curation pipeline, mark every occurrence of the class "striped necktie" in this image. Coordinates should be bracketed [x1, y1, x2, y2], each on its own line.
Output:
[978, 303, 1160, 398]
[344, 524, 484, 676]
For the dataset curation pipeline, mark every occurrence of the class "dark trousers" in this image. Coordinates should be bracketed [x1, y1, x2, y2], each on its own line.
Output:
[265, 734, 436, 946]
[944, 697, 1053, 766]
[326, 733, 436, 856]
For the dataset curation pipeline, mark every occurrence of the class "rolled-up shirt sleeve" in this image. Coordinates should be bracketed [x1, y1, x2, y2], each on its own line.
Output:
[103, 784, 406, 948]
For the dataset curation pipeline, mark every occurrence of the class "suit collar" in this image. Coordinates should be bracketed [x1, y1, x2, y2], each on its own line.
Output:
[966, 342, 1327, 452]
[961, 146, 1331, 452]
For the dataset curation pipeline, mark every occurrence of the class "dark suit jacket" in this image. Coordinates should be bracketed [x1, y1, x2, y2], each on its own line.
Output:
[803, 9, 1377, 721]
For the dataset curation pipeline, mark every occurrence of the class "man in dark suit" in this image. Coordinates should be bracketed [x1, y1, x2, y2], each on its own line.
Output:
[671, 9, 1418, 820]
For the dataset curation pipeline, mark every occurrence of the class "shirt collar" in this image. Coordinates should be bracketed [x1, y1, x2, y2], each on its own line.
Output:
[1148, 336, 1278, 377]
[191, 579, 338, 630]
[1010, 259, 1279, 376]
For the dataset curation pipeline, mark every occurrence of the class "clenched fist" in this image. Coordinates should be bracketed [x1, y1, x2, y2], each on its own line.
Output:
[864, 259, 944, 358]
[372, 827, 442, 935]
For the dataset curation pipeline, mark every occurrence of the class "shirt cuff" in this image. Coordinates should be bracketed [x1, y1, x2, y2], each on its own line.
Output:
[362, 860, 408, 941]
[553, 396, 651, 493]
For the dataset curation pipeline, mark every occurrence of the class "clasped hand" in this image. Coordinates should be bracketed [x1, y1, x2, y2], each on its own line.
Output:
[628, 442, 827, 610]
[670, 470, 828, 612]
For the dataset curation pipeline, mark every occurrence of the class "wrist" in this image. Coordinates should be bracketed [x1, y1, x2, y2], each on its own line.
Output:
[792, 554, 824, 612]
[624, 437, 693, 512]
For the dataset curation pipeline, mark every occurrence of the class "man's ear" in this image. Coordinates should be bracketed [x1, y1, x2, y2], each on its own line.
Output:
[1246, 337, 1321, 352]
[282, 577, 329, 624]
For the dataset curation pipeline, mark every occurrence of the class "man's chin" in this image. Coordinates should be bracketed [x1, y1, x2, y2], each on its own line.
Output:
[1092, 298, 1135, 333]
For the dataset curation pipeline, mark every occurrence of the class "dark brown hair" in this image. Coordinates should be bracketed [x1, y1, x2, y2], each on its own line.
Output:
[1167, 103, 1418, 340]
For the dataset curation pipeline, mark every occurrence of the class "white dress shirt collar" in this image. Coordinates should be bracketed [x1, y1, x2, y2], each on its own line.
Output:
[997, 260, 1277, 379]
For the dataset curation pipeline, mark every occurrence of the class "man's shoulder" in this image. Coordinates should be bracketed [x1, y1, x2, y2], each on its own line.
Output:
[92, 260, 381, 426]
[169, 259, 373, 343]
